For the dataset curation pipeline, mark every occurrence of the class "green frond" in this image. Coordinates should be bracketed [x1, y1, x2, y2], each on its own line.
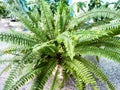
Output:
[92, 37, 120, 47]
[32, 40, 55, 53]
[86, 37, 120, 54]
[10, 67, 43, 90]
[50, 66, 59, 90]
[107, 81, 115, 90]
[90, 20, 120, 31]
[74, 30, 108, 44]
[54, 0, 70, 36]
[10, 71, 34, 90]
[104, 37, 120, 53]
[31, 59, 57, 90]
[5, 2, 44, 39]
[94, 43, 120, 54]
[77, 57, 109, 82]
[32, 42, 57, 58]
[85, 19, 120, 30]
[68, 8, 120, 30]
[3, 63, 23, 90]
[0, 55, 21, 64]
[102, 37, 120, 47]
[75, 78, 85, 90]
[0, 32, 36, 46]
[104, 47, 120, 57]
[0, 60, 19, 64]
[2, 45, 30, 56]
[62, 59, 96, 85]
[74, 57, 115, 90]
[16, 13, 44, 40]
[3, 50, 35, 90]
[74, 27, 120, 45]
[76, 46, 120, 62]
[73, 72, 85, 90]
[57, 31, 75, 60]
[39, 0, 54, 39]
[20, 51, 35, 64]
[9, 29, 33, 38]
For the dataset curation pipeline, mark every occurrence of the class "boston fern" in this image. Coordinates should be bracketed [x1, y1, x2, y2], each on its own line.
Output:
[0, 0, 120, 90]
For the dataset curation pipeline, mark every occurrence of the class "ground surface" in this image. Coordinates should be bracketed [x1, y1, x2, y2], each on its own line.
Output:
[0, 19, 120, 90]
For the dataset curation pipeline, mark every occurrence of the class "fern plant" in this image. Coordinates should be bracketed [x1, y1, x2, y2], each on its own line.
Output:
[0, 0, 120, 90]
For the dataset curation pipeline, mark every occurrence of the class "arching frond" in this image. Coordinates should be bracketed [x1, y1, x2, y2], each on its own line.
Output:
[92, 42, 120, 53]
[83, 37, 120, 54]
[73, 56, 115, 90]
[5, 1, 43, 38]
[54, 0, 71, 36]
[9, 66, 44, 90]
[0, 55, 21, 64]
[74, 27, 120, 46]
[90, 20, 120, 31]
[39, 0, 54, 39]
[3, 50, 34, 90]
[107, 81, 115, 90]
[31, 59, 57, 90]
[101, 37, 120, 47]
[3, 63, 23, 90]
[62, 59, 96, 85]
[2, 45, 30, 56]
[76, 46, 120, 62]
[20, 51, 35, 64]
[73, 72, 85, 90]
[91, 37, 120, 47]
[84, 19, 120, 31]
[0, 59, 19, 64]
[0, 32, 36, 46]
[15, 13, 45, 40]
[32, 40, 55, 53]
[68, 8, 120, 30]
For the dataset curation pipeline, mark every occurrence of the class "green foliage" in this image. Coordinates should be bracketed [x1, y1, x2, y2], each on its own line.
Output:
[73, 75, 85, 90]
[78, 57, 115, 90]
[0, 31, 36, 46]
[0, 1, 9, 18]
[68, 8, 120, 30]
[31, 59, 57, 90]
[0, 0, 120, 90]
[9, 64, 45, 90]
[76, 46, 120, 62]
[3, 63, 23, 90]
[63, 59, 96, 84]
[57, 31, 75, 60]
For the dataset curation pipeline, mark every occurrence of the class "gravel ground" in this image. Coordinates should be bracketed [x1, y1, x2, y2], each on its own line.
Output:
[0, 19, 120, 90]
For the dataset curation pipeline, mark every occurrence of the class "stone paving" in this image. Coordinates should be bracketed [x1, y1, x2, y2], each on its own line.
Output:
[0, 19, 120, 90]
